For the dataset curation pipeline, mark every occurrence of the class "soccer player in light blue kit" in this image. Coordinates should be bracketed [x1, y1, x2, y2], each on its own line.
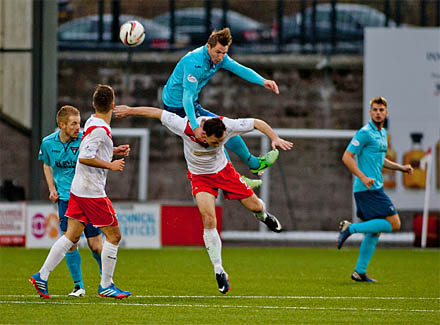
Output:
[338, 97, 413, 282]
[38, 105, 103, 296]
[162, 28, 280, 185]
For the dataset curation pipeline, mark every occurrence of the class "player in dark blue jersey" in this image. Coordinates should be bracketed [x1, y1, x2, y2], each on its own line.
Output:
[162, 28, 280, 186]
[38, 105, 103, 296]
[338, 97, 413, 282]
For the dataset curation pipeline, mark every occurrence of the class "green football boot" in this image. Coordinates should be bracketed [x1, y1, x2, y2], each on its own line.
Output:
[250, 149, 279, 176]
[241, 176, 262, 189]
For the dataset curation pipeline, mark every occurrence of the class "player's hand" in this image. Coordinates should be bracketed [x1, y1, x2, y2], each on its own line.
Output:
[110, 158, 125, 171]
[114, 105, 131, 118]
[49, 189, 59, 203]
[263, 80, 279, 95]
[114, 144, 130, 157]
[272, 137, 293, 151]
[361, 176, 375, 189]
[194, 127, 206, 143]
[402, 164, 414, 174]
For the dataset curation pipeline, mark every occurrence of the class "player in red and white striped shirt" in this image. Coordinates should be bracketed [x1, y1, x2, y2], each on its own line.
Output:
[114, 104, 293, 294]
[30, 85, 131, 299]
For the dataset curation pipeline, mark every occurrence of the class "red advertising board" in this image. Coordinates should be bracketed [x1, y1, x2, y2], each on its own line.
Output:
[161, 205, 222, 246]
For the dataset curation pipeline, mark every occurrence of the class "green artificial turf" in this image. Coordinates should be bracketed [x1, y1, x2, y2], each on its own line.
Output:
[0, 246, 439, 324]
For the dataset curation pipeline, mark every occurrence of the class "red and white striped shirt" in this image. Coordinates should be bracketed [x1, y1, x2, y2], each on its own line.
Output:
[71, 115, 113, 198]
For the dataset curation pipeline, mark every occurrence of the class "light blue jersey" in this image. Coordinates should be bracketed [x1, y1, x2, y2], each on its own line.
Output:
[346, 120, 387, 192]
[162, 45, 265, 130]
[38, 130, 83, 201]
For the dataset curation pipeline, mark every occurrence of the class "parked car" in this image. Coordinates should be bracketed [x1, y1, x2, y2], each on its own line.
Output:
[153, 8, 272, 46]
[58, 14, 190, 50]
[273, 3, 396, 44]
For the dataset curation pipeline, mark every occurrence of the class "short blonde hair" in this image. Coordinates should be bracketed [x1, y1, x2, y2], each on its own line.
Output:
[56, 105, 80, 124]
[207, 28, 232, 47]
[369, 96, 387, 108]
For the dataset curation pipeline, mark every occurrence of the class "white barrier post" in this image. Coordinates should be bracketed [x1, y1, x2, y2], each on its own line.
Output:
[421, 148, 433, 248]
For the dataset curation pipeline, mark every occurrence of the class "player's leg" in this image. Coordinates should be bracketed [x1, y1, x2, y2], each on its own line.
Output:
[84, 224, 103, 275]
[351, 213, 400, 283]
[352, 233, 380, 282]
[195, 191, 230, 294]
[58, 200, 87, 296]
[98, 225, 131, 299]
[30, 218, 85, 298]
[240, 194, 282, 233]
[338, 189, 394, 249]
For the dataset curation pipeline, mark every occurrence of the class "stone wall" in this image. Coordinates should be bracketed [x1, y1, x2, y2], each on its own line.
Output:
[55, 52, 363, 231]
[4, 52, 406, 231]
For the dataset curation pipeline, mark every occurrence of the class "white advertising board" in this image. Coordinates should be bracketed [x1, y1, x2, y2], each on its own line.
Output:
[114, 203, 161, 248]
[26, 204, 62, 248]
[25, 203, 161, 248]
[364, 28, 440, 210]
[0, 202, 26, 245]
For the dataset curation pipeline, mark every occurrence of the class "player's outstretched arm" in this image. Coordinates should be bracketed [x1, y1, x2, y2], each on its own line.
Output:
[114, 105, 163, 120]
[263, 80, 279, 94]
[253, 119, 293, 151]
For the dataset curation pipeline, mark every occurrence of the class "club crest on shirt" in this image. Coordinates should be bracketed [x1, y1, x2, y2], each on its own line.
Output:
[71, 147, 79, 155]
[351, 139, 360, 146]
[187, 74, 197, 83]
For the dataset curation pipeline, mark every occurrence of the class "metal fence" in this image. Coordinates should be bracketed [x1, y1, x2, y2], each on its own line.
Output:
[58, 0, 440, 54]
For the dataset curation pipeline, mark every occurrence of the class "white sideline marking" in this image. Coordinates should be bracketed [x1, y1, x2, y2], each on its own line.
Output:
[0, 300, 438, 313]
[2, 294, 439, 300]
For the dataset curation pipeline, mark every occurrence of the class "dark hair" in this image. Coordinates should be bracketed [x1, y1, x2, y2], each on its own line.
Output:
[56, 105, 79, 124]
[369, 96, 387, 108]
[203, 118, 226, 138]
[207, 28, 232, 47]
[93, 84, 114, 113]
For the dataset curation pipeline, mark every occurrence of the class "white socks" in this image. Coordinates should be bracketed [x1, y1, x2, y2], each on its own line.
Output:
[203, 228, 224, 274]
[253, 199, 267, 222]
[40, 235, 74, 281]
[100, 241, 119, 288]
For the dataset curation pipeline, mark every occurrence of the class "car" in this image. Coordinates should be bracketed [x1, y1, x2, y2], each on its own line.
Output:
[153, 7, 272, 46]
[273, 3, 396, 44]
[58, 14, 190, 50]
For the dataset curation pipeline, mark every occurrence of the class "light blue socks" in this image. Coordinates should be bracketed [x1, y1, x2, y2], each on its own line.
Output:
[225, 136, 260, 169]
[65, 249, 84, 289]
[349, 219, 392, 234]
[92, 251, 102, 275]
[355, 233, 380, 274]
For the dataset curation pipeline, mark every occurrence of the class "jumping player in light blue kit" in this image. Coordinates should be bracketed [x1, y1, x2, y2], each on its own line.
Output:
[338, 97, 413, 282]
[38, 105, 103, 296]
[162, 28, 280, 186]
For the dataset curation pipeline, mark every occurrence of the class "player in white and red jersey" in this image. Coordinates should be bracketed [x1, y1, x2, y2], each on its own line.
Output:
[114, 104, 293, 294]
[30, 85, 131, 299]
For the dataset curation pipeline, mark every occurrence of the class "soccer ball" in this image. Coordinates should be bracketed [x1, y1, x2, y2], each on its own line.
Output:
[120, 20, 145, 47]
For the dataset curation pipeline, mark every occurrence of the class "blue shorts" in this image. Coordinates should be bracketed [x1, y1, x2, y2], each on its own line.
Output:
[163, 101, 217, 118]
[58, 200, 101, 238]
[354, 187, 397, 221]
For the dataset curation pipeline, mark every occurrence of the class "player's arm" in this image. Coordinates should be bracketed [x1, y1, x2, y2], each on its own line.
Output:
[384, 158, 413, 174]
[182, 65, 205, 142]
[42, 164, 59, 203]
[342, 150, 375, 189]
[79, 157, 125, 172]
[253, 119, 293, 151]
[222, 56, 279, 94]
[114, 105, 163, 119]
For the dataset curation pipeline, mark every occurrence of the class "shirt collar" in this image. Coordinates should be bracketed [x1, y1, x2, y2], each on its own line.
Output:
[203, 45, 215, 68]
[369, 120, 385, 135]
[55, 129, 62, 142]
